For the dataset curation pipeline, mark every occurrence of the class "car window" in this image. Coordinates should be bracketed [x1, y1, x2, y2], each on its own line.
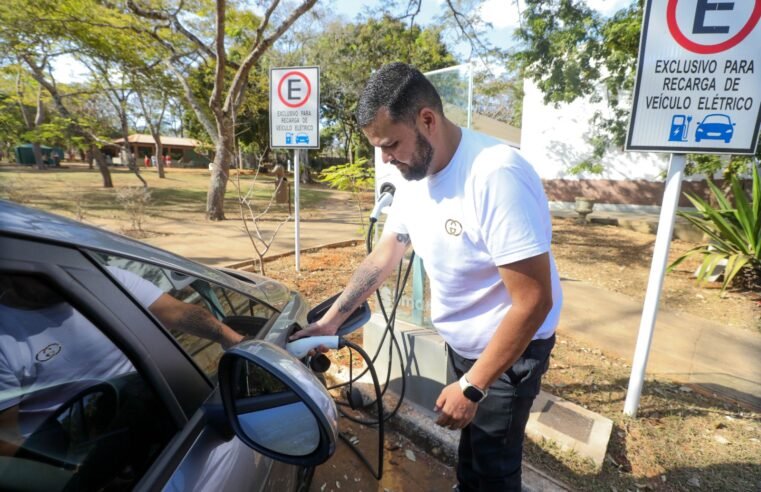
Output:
[90, 253, 278, 380]
[704, 115, 730, 124]
[0, 273, 175, 492]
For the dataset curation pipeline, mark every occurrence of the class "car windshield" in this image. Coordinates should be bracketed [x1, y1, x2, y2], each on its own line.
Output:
[703, 114, 730, 125]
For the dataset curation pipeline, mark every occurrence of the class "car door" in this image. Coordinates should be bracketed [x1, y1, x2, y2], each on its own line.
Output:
[82, 250, 306, 492]
[0, 236, 302, 492]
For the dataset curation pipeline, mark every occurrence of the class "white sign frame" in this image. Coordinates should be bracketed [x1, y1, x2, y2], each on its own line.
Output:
[626, 0, 761, 155]
[270, 66, 320, 150]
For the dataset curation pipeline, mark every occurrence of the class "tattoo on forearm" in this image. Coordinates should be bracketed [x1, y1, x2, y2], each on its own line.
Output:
[180, 305, 222, 342]
[337, 264, 382, 314]
[396, 233, 410, 245]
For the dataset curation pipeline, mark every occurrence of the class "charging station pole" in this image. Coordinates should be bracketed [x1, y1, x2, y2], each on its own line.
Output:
[623, 0, 760, 416]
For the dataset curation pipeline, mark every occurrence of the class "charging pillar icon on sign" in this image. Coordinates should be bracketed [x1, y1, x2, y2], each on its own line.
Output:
[668, 114, 692, 142]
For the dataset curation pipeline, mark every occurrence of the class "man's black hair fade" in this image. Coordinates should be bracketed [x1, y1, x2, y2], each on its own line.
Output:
[356, 62, 444, 128]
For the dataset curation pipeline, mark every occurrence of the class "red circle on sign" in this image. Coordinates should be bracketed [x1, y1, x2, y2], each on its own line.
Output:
[277, 71, 312, 108]
[667, 0, 761, 54]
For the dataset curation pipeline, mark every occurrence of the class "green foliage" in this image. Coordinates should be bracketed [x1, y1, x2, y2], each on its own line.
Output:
[685, 135, 761, 181]
[670, 165, 761, 292]
[305, 16, 457, 162]
[320, 158, 373, 230]
[319, 159, 374, 193]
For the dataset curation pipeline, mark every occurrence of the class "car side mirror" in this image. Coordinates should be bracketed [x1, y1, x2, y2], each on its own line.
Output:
[218, 340, 337, 466]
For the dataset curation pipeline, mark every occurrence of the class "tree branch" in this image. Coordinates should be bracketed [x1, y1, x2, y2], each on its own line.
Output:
[126, 0, 240, 70]
[163, 58, 218, 145]
[209, 0, 227, 117]
[224, 0, 317, 114]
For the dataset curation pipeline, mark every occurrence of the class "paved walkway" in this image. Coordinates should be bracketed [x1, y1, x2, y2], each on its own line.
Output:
[140, 204, 761, 411]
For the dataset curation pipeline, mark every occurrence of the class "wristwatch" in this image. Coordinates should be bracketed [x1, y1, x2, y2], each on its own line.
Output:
[458, 374, 488, 403]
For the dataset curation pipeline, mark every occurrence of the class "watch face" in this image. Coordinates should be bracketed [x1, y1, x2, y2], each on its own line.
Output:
[463, 385, 484, 403]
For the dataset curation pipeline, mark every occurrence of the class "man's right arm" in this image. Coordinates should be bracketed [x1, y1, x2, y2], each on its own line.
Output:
[290, 230, 411, 339]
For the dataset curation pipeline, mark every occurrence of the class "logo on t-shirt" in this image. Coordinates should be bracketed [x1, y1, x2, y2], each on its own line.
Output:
[445, 219, 463, 236]
[36, 343, 62, 362]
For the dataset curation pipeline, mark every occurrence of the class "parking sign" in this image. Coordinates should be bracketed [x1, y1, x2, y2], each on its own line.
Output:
[270, 67, 320, 149]
[626, 0, 761, 154]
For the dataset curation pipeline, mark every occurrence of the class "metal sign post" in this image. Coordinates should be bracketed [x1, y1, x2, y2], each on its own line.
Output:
[294, 149, 301, 271]
[623, 0, 761, 417]
[269, 66, 320, 272]
[623, 153, 685, 416]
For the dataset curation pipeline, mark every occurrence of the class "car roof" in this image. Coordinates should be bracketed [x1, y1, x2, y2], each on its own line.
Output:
[0, 200, 289, 310]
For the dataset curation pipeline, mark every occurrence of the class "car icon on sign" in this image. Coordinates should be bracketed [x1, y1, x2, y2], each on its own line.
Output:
[295, 133, 309, 144]
[695, 114, 735, 143]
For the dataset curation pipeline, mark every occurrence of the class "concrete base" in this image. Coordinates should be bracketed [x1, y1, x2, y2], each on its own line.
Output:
[527, 392, 613, 470]
[362, 314, 614, 471]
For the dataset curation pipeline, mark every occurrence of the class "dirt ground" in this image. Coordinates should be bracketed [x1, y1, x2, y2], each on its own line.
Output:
[550, 217, 760, 332]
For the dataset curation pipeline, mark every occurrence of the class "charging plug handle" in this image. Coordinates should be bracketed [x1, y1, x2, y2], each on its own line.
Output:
[285, 336, 340, 358]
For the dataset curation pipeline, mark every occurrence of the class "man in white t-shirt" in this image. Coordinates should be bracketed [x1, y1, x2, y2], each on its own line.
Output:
[291, 63, 562, 491]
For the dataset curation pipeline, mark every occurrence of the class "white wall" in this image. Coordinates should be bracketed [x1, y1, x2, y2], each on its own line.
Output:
[519, 80, 695, 181]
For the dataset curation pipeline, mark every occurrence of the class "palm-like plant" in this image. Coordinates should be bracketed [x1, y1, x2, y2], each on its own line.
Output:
[670, 164, 761, 292]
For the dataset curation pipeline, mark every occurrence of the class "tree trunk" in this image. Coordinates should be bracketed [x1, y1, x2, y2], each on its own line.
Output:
[31, 142, 44, 169]
[91, 146, 113, 188]
[154, 140, 165, 179]
[31, 87, 45, 169]
[206, 118, 234, 221]
[121, 121, 146, 187]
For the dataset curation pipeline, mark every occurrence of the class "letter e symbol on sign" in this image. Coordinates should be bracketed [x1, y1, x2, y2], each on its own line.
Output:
[693, 0, 734, 34]
[287, 79, 301, 101]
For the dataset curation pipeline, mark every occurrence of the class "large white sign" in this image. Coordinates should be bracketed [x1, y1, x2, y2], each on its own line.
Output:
[626, 0, 761, 154]
[270, 67, 320, 149]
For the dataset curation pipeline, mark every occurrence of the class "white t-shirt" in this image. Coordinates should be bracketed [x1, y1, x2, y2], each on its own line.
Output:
[0, 267, 163, 435]
[384, 128, 563, 359]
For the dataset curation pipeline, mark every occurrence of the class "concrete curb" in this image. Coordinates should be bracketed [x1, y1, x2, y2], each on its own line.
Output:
[325, 364, 573, 492]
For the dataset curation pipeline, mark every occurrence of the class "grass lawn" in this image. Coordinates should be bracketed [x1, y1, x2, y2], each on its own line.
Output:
[0, 161, 328, 221]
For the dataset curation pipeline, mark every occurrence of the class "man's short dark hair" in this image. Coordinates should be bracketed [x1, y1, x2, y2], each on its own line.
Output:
[356, 62, 444, 128]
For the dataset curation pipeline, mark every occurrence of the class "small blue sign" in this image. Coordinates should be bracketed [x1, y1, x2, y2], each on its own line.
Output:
[295, 133, 310, 144]
[285, 132, 294, 144]
[668, 114, 692, 142]
[695, 114, 735, 143]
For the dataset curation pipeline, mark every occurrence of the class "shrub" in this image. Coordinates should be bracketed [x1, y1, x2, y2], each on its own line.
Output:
[116, 186, 152, 234]
[670, 165, 760, 292]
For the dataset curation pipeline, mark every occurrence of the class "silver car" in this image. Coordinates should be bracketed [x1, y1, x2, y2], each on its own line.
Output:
[0, 200, 337, 491]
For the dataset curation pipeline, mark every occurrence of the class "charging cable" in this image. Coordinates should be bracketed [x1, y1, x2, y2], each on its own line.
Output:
[285, 336, 385, 480]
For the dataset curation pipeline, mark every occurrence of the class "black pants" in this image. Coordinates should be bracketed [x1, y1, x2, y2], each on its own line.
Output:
[448, 335, 555, 492]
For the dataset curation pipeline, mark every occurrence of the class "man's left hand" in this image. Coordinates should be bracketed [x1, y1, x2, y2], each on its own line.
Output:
[434, 382, 478, 430]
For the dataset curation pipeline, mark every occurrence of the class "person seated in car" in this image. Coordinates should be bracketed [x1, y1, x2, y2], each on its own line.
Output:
[0, 268, 243, 457]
